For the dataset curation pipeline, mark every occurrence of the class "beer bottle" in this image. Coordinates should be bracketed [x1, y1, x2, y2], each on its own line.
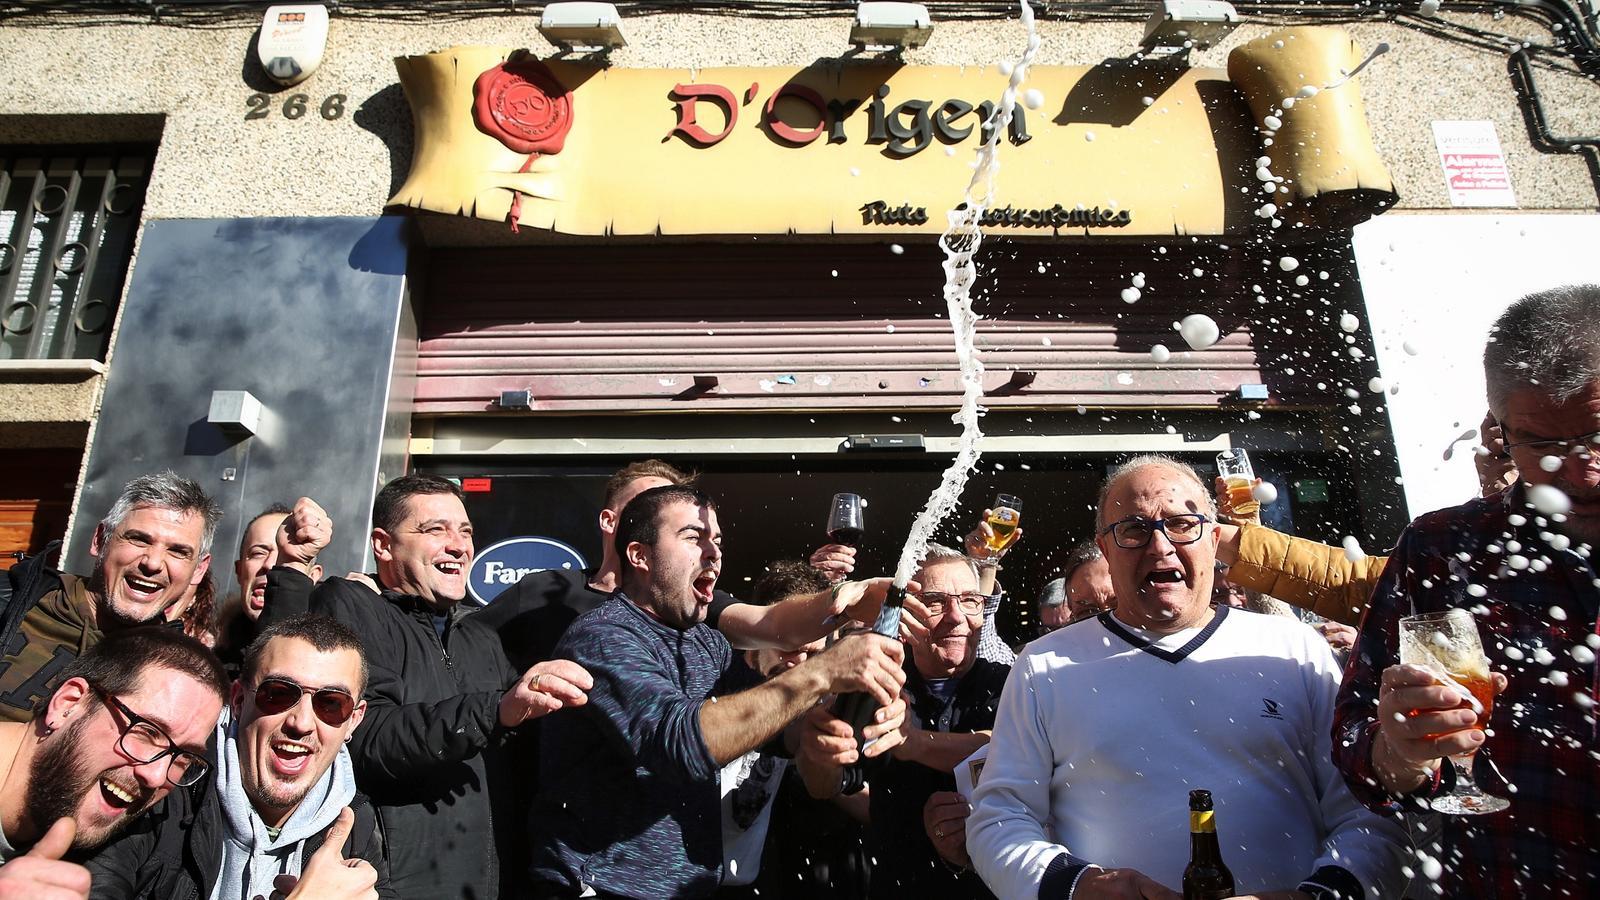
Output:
[1183, 789, 1235, 900]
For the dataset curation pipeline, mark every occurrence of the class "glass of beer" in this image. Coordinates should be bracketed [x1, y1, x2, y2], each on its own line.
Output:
[1398, 609, 1509, 815]
[1214, 449, 1261, 519]
[985, 494, 1022, 552]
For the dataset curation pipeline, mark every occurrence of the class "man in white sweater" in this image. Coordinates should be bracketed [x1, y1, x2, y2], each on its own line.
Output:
[968, 455, 1407, 900]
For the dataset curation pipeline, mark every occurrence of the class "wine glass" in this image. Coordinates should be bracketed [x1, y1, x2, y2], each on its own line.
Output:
[1397, 609, 1510, 815]
[826, 493, 865, 547]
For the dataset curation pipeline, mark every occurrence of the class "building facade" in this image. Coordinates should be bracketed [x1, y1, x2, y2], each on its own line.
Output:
[1, 1, 1596, 639]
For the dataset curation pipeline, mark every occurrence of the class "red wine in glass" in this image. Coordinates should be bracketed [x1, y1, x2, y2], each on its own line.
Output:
[827, 493, 865, 547]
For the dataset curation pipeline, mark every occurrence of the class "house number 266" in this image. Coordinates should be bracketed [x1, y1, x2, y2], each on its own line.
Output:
[245, 93, 348, 121]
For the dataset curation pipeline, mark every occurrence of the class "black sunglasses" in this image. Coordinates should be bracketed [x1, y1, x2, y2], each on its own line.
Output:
[250, 677, 358, 727]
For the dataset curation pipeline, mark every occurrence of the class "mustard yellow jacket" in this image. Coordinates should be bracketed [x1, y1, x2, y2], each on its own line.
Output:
[1226, 524, 1390, 627]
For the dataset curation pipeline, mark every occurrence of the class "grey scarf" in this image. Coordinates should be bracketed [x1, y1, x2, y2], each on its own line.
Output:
[208, 710, 357, 900]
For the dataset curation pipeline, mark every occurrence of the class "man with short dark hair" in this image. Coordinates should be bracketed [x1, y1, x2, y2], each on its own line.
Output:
[1057, 541, 1113, 626]
[1334, 284, 1600, 898]
[475, 459, 695, 672]
[235, 503, 311, 626]
[0, 627, 227, 897]
[217, 503, 306, 672]
[969, 456, 1406, 900]
[478, 460, 902, 675]
[0, 472, 222, 723]
[88, 613, 388, 900]
[262, 473, 591, 900]
[529, 484, 908, 899]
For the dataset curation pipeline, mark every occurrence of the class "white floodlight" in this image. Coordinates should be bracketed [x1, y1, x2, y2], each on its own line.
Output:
[1140, 0, 1239, 57]
[850, 2, 933, 52]
[539, 2, 627, 53]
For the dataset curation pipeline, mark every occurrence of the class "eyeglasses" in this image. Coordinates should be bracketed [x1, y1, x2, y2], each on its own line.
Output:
[1501, 430, 1600, 460]
[919, 591, 986, 618]
[89, 683, 209, 787]
[250, 678, 358, 727]
[1100, 514, 1210, 549]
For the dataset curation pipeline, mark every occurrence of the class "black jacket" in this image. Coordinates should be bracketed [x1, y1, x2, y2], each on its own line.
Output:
[261, 569, 521, 900]
[84, 776, 391, 900]
[469, 567, 609, 675]
[856, 658, 1010, 900]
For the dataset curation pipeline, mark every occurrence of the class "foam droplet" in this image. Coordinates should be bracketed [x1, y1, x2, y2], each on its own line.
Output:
[1263, 114, 1283, 130]
[889, 244, 904, 255]
[1252, 481, 1279, 505]
[1150, 343, 1171, 363]
[1527, 484, 1572, 515]
[1121, 287, 1142, 304]
[1179, 314, 1221, 350]
[1023, 88, 1045, 110]
[1342, 535, 1367, 561]
[1540, 455, 1564, 473]
[1278, 256, 1299, 272]
[1339, 313, 1360, 333]
[1131, 273, 1147, 288]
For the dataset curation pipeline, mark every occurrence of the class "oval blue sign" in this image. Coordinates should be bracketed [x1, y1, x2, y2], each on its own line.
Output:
[468, 536, 588, 605]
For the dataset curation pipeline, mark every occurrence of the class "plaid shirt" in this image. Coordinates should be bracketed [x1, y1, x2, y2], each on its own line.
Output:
[1333, 484, 1600, 898]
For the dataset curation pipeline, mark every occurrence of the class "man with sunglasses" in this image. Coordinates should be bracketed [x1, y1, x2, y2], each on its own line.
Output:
[88, 613, 387, 899]
[969, 455, 1406, 900]
[796, 543, 1009, 900]
[1333, 284, 1600, 899]
[0, 626, 226, 897]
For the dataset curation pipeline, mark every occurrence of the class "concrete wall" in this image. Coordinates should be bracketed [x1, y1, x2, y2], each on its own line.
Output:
[2, 6, 1594, 562]
[65, 216, 414, 575]
[0, 11, 1594, 222]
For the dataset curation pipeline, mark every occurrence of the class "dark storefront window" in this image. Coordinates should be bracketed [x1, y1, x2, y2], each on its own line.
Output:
[0, 146, 149, 361]
[421, 449, 1365, 648]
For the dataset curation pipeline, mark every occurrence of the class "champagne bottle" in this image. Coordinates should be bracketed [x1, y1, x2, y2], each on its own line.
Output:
[1183, 789, 1234, 900]
[829, 583, 907, 751]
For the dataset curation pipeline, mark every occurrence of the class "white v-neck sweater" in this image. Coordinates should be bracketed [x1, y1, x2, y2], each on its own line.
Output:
[969, 607, 1408, 899]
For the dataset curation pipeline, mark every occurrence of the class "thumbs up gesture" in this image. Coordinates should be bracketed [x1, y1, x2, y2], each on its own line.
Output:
[0, 818, 91, 899]
[268, 807, 378, 900]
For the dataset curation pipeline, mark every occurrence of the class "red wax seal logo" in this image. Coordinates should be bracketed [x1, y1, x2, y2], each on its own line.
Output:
[473, 58, 574, 231]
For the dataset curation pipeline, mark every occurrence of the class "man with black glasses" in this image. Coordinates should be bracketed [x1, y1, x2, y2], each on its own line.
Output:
[88, 613, 388, 900]
[0, 626, 226, 898]
[968, 455, 1406, 900]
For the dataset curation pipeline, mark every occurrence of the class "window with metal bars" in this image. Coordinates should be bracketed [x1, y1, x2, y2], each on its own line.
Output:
[0, 146, 149, 361]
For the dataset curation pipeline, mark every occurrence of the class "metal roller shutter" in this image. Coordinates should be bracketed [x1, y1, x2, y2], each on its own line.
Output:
[417, 240, 1325, 416]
